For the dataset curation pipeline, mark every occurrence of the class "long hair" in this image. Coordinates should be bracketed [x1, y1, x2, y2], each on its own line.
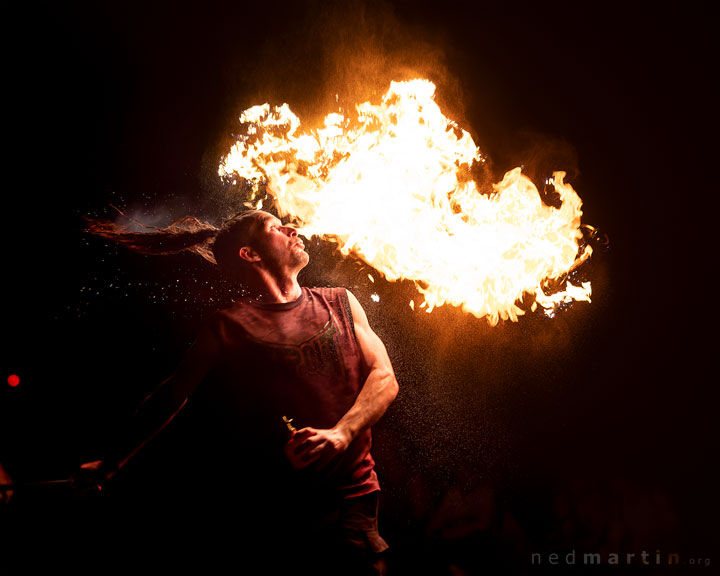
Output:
[84, 208, 267, 276]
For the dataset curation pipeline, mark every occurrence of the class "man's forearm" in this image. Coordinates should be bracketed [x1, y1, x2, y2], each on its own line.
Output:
[334, 368, 398, 443]
[102, 379, 187, 475]
[95, 328, 216, 477]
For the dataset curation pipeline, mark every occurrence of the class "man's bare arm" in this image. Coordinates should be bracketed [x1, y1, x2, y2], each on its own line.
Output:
[285, 289, 398, 469]
[80, 324, 220, 481]
[334, 289, 399, 441]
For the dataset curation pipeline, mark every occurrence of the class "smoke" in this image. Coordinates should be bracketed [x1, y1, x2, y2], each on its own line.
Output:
[314, 2, 466, 122]
[508, 130, 580, 182]
[220, 0, 467, 131]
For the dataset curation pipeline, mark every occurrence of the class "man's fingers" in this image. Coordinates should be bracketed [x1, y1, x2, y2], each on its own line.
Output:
[286, 439, 327, 465]
[292, 428, 315, 441]
[289, 430, 322, 455]
[284, 427, 347, 470]
[300, 449, 323, 465]
[284, 444, 320, 470]
[293, 442, 312, 456]
[300, 439, 337, 462]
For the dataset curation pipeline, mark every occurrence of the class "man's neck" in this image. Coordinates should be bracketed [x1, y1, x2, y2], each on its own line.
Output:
[246, 270, 302, 304]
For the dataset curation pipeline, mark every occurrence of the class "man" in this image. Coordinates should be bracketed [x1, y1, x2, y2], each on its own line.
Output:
[79, 209, 398, 574]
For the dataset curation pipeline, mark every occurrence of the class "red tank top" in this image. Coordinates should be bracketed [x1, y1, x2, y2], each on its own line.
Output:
[205, 286, 380, 499]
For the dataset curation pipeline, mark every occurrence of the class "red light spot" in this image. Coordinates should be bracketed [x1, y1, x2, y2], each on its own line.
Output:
[7, 374, 20, 387]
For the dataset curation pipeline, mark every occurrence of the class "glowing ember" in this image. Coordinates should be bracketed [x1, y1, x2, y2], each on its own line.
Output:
[219, 79, 592, 325]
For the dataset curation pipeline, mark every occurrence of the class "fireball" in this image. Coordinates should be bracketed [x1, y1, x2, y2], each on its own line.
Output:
[219, 79, 592, 325]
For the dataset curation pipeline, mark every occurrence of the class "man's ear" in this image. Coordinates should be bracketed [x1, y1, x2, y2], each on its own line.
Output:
[238, 246, 261, 262]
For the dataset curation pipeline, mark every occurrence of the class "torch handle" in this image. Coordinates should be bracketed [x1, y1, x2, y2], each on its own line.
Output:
[0, 478, 73, 492]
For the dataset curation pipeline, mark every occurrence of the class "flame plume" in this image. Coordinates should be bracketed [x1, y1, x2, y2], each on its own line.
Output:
[219, 79, 592, 325]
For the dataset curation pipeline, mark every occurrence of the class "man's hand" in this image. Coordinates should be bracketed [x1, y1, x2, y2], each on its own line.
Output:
[284, 427, 351, 470]
[71, 460, 116, 499]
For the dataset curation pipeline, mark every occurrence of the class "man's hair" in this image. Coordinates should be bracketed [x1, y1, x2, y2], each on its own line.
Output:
[84, 208, 269, 279]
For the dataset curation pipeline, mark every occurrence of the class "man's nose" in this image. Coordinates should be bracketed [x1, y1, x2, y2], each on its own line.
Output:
[282, 226, 297, 237]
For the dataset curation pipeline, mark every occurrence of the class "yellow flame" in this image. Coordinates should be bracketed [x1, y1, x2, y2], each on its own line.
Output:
[220, 79, 592, 325]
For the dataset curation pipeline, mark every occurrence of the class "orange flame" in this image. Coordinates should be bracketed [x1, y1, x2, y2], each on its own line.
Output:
[219, 79, 592, 325]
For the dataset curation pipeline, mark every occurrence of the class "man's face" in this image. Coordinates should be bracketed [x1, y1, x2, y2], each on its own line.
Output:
[252, 214, 309, 272]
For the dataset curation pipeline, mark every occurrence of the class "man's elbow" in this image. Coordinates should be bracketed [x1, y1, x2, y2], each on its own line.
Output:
[383, 370, 399, 404]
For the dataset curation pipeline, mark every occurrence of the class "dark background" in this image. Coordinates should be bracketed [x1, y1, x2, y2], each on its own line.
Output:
[3, 0, 716, 573]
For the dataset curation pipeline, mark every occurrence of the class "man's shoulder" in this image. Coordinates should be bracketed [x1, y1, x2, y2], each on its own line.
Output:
[308, 286, 353, 310]
[200, 301, 245, 328]
[308, 286, 347, 298]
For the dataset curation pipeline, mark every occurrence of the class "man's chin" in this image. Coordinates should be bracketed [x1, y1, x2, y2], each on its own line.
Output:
[294, 251, 310, 268]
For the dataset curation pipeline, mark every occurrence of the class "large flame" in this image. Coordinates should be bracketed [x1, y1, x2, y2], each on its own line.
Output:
[219, 79, 592, 325]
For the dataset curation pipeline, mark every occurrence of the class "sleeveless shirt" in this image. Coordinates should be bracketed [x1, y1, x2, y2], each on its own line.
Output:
[203, 286, 380, 500]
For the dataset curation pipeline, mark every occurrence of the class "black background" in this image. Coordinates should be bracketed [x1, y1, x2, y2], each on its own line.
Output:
[3, 1, 716, 573]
